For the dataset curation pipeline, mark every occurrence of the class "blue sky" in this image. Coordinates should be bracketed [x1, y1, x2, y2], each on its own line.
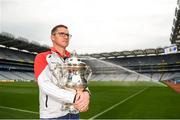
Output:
[0, 0, 177, 54]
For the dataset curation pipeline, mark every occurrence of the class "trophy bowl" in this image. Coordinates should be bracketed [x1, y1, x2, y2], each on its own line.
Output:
[64, 56, 91, 89]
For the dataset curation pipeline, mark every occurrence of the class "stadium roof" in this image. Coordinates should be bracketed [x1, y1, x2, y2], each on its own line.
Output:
[81, 48, 165, 59]
[170, 1, 180, 51]
[0, 32, 50, 53]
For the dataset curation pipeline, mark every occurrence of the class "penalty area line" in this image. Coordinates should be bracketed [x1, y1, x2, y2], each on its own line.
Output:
[0, 105, 39, 114]
[89, 87, 149, 120]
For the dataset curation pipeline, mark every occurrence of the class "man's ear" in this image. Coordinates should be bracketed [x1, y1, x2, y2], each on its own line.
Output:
[51, 35, 55, 42]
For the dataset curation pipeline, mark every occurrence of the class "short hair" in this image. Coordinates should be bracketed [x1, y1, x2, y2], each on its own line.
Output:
[51, 24, 68, 35]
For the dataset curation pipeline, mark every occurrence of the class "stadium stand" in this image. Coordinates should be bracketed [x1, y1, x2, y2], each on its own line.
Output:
[0, 32, 49, 81]
[84, 53, 180, 81]
[0, 54, 35, 81]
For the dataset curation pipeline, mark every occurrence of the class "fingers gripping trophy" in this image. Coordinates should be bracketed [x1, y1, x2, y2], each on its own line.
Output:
[48, 50, 92, 113]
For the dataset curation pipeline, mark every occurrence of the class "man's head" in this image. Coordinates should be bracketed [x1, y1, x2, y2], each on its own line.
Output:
[51, 24, 72, 49]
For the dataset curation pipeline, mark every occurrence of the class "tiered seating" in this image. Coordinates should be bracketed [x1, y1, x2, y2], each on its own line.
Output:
[0, 47, 35, 62]
[0, 71, 34, 80]
[0, 47, 35, 81]
[103, 53, 180, 81]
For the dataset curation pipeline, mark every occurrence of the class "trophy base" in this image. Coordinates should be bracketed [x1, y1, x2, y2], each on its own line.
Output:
[61, 103, 79, 114]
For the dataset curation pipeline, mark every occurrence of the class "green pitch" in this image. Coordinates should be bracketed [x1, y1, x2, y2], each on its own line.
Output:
[0, 81, 180, 119]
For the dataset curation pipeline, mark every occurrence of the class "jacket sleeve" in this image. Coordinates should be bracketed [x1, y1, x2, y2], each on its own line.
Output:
[34, 53, 76, 104]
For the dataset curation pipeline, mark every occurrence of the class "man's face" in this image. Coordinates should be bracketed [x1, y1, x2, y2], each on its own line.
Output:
[51, 27, 71, 48]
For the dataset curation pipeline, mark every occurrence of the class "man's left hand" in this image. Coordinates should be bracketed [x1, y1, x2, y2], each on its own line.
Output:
[74, 91, 90, 112]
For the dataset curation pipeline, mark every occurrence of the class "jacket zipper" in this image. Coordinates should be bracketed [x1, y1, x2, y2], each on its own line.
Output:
[45, 95, 48, 108]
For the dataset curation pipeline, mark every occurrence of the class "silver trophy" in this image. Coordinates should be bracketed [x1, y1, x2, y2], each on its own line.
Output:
[48, 50, 92, 113]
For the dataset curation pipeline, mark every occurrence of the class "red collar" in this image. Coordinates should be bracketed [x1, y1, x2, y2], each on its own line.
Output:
[50, 47, 70, 58]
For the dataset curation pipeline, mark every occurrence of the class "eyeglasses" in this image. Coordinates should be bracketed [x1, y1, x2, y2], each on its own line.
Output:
[53, 32, 72, 38]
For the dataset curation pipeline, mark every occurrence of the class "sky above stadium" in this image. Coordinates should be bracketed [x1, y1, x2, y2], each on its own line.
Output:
[0, 0, 177, 54]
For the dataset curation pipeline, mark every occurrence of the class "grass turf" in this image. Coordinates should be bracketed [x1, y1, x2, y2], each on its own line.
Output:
[0, 81, 180, 119]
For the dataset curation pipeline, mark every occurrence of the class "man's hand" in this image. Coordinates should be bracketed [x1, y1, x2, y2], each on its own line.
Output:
[74, 91, 90, 112]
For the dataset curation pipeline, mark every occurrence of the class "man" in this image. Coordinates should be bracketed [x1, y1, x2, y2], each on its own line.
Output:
[34, 24, 90, 119]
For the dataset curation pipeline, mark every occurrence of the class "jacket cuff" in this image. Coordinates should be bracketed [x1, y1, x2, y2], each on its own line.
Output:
[83, 88, 91, 96]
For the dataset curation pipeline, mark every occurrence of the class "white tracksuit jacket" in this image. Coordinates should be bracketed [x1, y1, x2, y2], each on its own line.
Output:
[34, 47, 78, 118]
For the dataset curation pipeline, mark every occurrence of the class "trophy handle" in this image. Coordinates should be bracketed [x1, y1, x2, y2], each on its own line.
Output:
[86, 66, 92, 80]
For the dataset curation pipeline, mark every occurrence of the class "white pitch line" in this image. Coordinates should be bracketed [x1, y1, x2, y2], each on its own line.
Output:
[89, 87, 149, 120]
[0, 105, 39, 114]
